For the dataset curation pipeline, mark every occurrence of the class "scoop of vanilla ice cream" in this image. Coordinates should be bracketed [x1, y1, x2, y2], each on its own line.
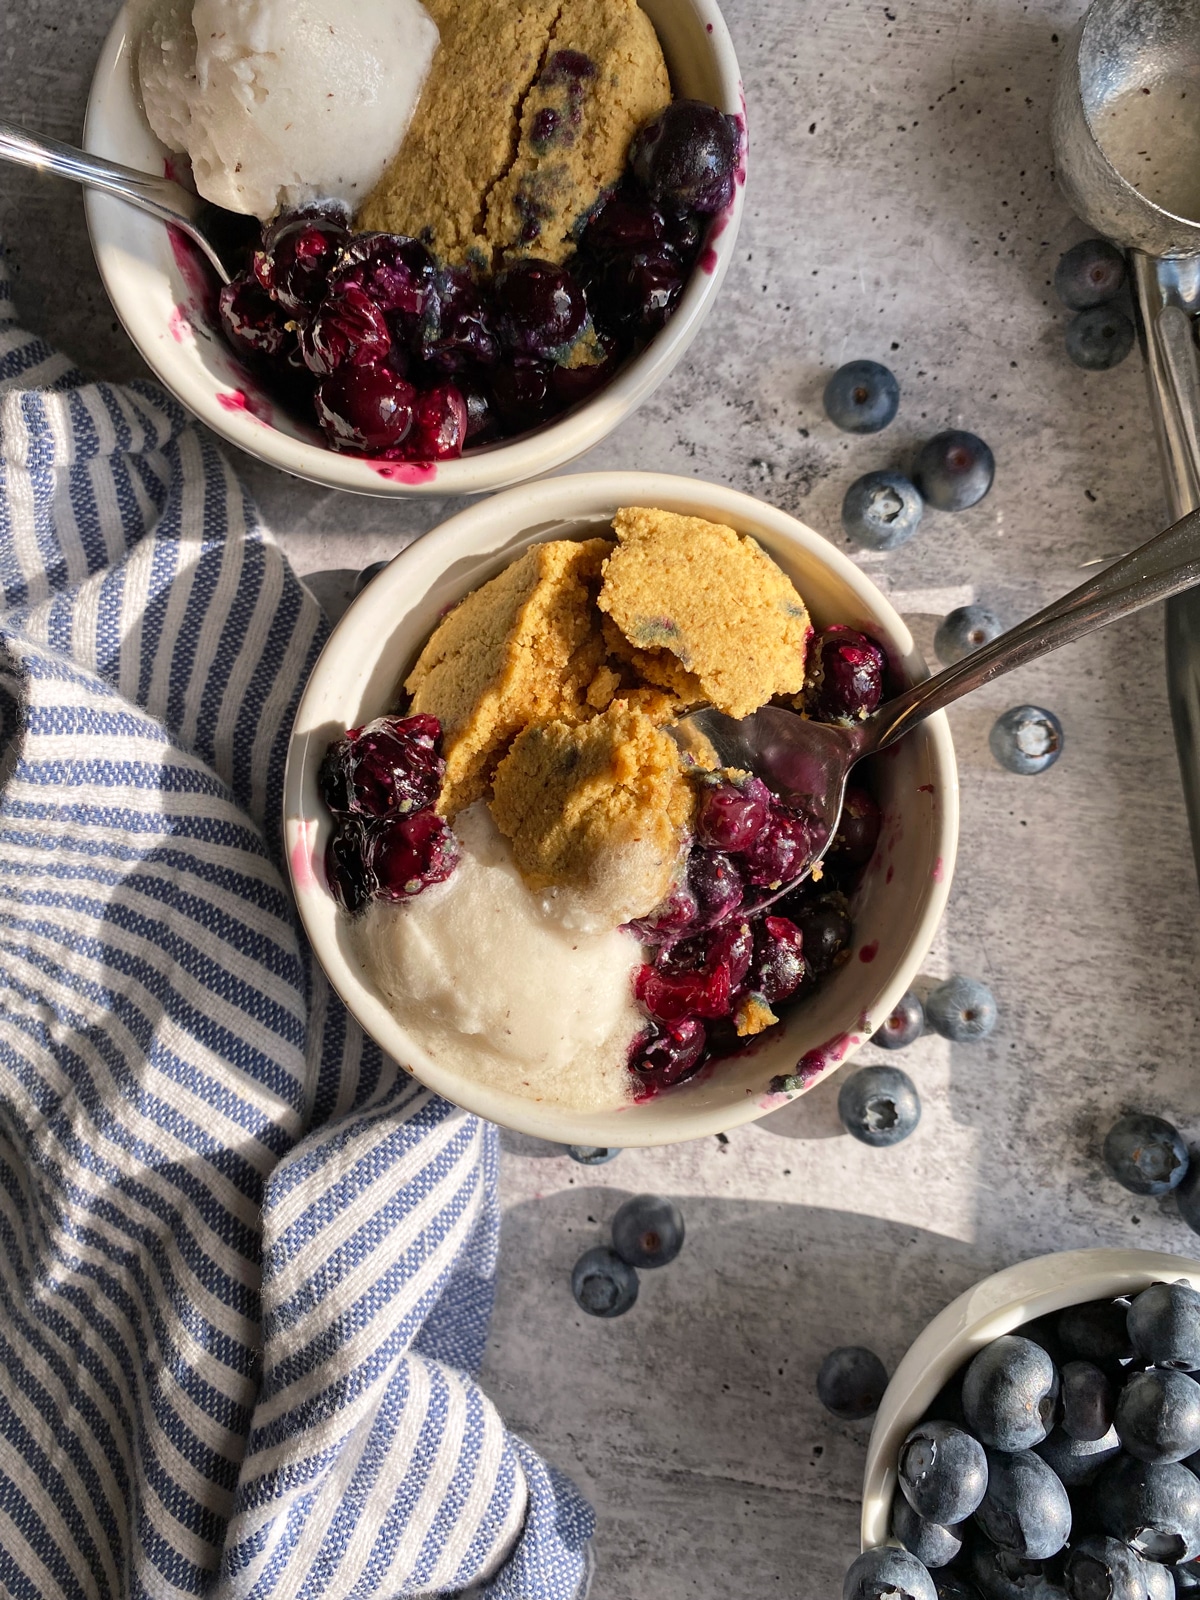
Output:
[353, 804, 645, 1112]
[138, 0, 439, 218]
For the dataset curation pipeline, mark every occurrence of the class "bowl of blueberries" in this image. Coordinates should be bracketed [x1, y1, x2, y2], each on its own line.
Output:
[852, 1248, 1200, 1600]
[83, 0, 746, 496]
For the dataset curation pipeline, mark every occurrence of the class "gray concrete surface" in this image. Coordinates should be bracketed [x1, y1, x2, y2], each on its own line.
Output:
[4, 1, 1200, 1596]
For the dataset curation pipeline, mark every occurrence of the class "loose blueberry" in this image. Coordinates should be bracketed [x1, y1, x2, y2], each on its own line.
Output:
[333, 232, 437, 320]
[219, 273, 291, 358]
[1064, 1535, 1168, 1600]
[841, 470, 923, 550]
[687, 848, 744, 929]
[315, 364, 418, 453]
[368, 810, 459, 898]
[319, 714, 445, 818]
[816, 1345, 889, 1420]
[495, 259, 588, 360]
[962, 1336, 1060, 1451]
[570, 1246, 639, 1317]
[843, 1547, 938, 1600]
[628, 99, 741, 214]
[565, 1145, 621, 1164]
[253, 212, 349, 314]
[629, 1017, 708, 1091]
[789, 891, 853, 976]
[325, 819, 373, 914]
[416, 265, 499, 372]
[989, 706, 1064, 775]
[935, 604, 1003, 666]
[837, 1064, 921, 1147]
[892, 1495, 966, 1570]
[975, 1448, 1072, 1559]
[1035, 1423, 1122, 1488]
[695, 774, 770, 852]
[1057, 1299, 1135, 1365]
[967, 1547, 1069, 1600]
[1128, 1283, 1200, 1371]
[899, 1419, 989, 1524]
[611, 1194, 685, 1268]
[1065, 306, 1135, 371]
[742, 804, 814, 889]
[872, 991, 925, 1050]
[824, 360, 902, 434]
[1054, 240, 1127, 310]
[804, 625, 887, 722]
[402, 383, 469, 462]
[1093, 1455, 1200, 1562]
[830, 786, 882, 868]
[925, 977, 998, 1043]
[914, 430, 995, 512]
[1103, 1116, 1189, 1197]
[746, 915, 807, 1004]
[1060, 1361, 1114, 1442]
[299, 278, 391, 375]
[1116, 1369, 1200, 1464]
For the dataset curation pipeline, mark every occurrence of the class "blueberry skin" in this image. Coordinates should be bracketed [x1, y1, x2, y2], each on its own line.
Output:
[1065, 306, 1135, 370]
[1064, 1535, 1170, 1600]
[565, 1145, 621, 1165]
[1116, 1370, 1200, 1464]
[570, 1247, 639, 1317]
[892, 1493, 966, 1569]
[913, 430, 995, 511]
[837, 1064, 921, 1146]
[824, 360, 901, 434]
[1061, 1362, 1115, 1442]
[872, 990, 925, 1050]
[610, 1194, 685, 1268]
[926, 977, 998, 1043]
[1035, 1423, 1123, 1487]
[935, 604, 1003, 666]
[989, 706, 1064, 775]
[1174, 1558, 1200, 1594]
[817, 1345, 889, 1420]
[1103, 1117, 1189, 1197]
[1093, 1455, 1200, 1562]
[1128, 1284, 1200, 1370]
[974, 1448, 1072, 1559]
[1177, 1158, 1200, 1238]
[842, 471, 924, 550]
[899, 1419, 989, 1524]
[844, 1546, 938, 1600]
[1054, 239, 1127, 309]
[962, 1335, 1061, 1451]
[1057, 1300, 1136, 1366]
[967, 1544, 1069, 1600]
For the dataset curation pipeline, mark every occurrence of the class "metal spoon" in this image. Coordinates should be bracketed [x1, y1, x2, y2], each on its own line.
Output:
[0, 119, 257, 284]
[675, 501, 1200, 902]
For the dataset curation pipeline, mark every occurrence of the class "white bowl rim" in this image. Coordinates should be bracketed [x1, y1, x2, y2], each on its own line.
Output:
[860, 1245, 1200, 1551]
[282, 470, 959, 1145]
[82, 0, 747, 498]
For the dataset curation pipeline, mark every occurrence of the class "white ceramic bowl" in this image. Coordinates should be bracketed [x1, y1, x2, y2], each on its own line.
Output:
[82, 1, 745, 498]
[860, 1247, 1200, 1552]
[282, 470, 958, 1145]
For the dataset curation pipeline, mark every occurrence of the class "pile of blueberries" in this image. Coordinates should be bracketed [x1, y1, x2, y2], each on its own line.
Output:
[846, 1281, 1200, 1600]
[570, 1193, 685, 1318]
[215, 94, 740, 459]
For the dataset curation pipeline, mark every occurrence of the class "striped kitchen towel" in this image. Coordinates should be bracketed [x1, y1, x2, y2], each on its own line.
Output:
[0, 244, 593, 1600]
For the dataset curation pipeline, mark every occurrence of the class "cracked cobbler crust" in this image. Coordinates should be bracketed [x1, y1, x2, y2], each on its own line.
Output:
[355, 0, 670, 267]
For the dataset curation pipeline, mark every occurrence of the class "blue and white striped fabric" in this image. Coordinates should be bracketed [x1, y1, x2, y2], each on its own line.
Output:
[0, 244, 593, 1600]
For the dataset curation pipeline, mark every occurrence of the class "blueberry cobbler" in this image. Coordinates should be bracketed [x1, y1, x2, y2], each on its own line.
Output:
[318, 509, 890, 1112]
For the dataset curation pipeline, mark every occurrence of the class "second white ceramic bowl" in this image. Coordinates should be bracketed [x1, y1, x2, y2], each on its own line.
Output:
[83, 0, 745, 497]
[861, 1247, 1200, 1552]
[283, 471, 958, 1145]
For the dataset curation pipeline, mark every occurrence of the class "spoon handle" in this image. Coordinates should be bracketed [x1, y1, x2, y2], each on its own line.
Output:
[871, 502, 1200, 749]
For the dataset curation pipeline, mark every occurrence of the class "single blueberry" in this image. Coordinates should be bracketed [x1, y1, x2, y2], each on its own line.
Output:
[935, 604, 1003, 666]
[610, 1194, 685, 1268]
[565, 1145, 621, 1165]
[926, 977, 998, 1043]
[898, 1419, 989, 1524]
[842, 470, 924, 549]
[892, 1494, 966, 1569]
[843, 1546, 938, 1600]
[1115, 1368, 1200, 1463]
[974, 1448, 1072, 1559]
[962, 1335, 1060, 1451]
[837, 1064, 921, 1147]
[1034, 1423, 1122, 1487]
[913, 430, 995, 511]
[967, 1545, 1070, 1600]
[1103, 1116, 1189, 1197]
[570, 1246, 638, 1317]
[1064, 1535, 1170, 1600]
[1093, 1455, 1200, 1562]
[1128, 1283, 1200, 1371]
[1060, 1361, 1114, 1442]
[816, 1345, 889, 1420]
[1054, 240, 1127, 309]
[1057, 1299, 1136, 1365]
[1065, 306, 1135, 371]
[872, 991, 925, 1050]
[989, 706, 1064, 775]
[824, 360, 901, 434]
